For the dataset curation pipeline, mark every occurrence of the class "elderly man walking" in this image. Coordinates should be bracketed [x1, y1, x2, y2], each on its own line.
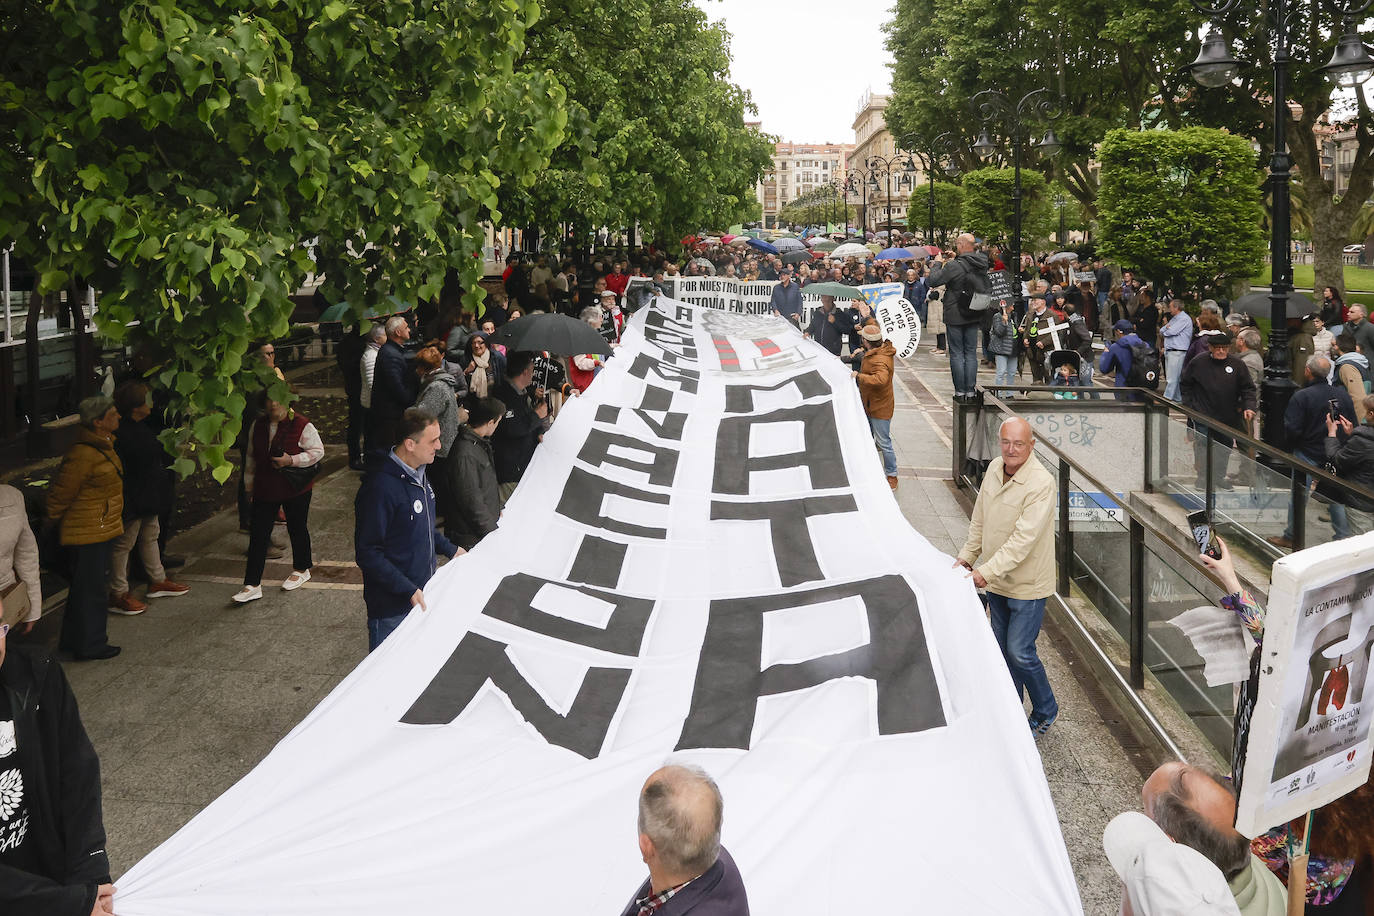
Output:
[1160, 299, 1194, 401]
[618, 764, 750, 916]
[955, 416, 1059, 736]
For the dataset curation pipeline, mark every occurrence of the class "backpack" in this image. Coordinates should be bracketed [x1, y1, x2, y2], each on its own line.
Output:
[957, 264, 992, 317]
[1126, 342, 1160, 389]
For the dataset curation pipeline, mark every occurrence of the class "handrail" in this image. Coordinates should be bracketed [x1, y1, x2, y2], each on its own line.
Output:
[975, 382, 1374, 508]
[967, 390, 1233, 596]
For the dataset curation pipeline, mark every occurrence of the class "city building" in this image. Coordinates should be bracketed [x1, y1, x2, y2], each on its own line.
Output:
[850, 91, 920, 235]
[757, 139, 853, 229]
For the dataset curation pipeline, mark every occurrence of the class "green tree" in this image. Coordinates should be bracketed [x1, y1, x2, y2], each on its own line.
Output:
[907, 181, 963, 244]
[1097, 127, 1264, 296]
[778, 186, 854, 227]
[0, 0, 566, 477]
[960, 168, 1053, 250]
[499, 0, 773, 246]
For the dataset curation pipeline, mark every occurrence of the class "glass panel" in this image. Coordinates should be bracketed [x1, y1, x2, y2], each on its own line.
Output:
[1141, 538, 1235, 759]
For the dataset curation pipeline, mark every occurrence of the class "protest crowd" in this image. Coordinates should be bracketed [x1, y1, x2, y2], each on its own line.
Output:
[3, 224, 1374, 915]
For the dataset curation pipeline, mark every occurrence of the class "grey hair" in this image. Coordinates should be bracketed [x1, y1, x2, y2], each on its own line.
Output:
[1224, 312, 1245, 327]
[1200, 299, 1221, 314]
[1351, 304, 1368, 320]
[580, 306, 603, 323]
[637, 765, 723, 877]
[1149, 767, 1249, 880]
[77, 394, 115, 428]
[1308, 355, 1332, 378]
[1238, 328, 1261, 351]
[998, 415, 1032, 440]
[368, 323, 386, 343]
[384, 315, 408, 337]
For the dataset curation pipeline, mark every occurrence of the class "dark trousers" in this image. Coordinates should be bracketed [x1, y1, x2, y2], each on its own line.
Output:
[61, 539, 114, 655]
[236, 446, 250, 529]
[346, 393, 364, 463]
[243, 490, 313, 586]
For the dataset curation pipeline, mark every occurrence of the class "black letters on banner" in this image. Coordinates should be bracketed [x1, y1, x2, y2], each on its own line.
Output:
[595, 385, 688, 442]
[578, 429, 679, 487]
[675, 575, 946, 750]
[567, 534, 629, 589]
[627, 353, 700, 395]
[401, 633, 629, 759]
[711, 495, 857, 587]
[713, 401, 849, 495]
[479, 572, 653, 655]
[556, 465, 670, 539]
[641, 324, 699, 364]
[723, 370, 830, 414]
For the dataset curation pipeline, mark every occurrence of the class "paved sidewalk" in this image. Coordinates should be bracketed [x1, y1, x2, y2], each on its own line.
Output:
[62, 343, 1150, 914]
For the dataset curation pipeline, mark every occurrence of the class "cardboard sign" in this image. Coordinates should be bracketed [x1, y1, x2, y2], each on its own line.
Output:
[1234, 533, 1374, 837]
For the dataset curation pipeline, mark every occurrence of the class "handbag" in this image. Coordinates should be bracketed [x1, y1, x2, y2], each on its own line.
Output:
[279, 461, 322, 493]
[1, 579, 30, 625]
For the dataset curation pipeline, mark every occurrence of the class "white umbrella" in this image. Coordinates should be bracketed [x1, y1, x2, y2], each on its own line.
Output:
[774, 238, 806, 252]
[1044, 251, 1078, 264]
[832, 242, 874, 259]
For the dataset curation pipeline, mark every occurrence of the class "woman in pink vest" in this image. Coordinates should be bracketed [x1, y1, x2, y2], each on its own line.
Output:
[233, 396, 324, 603]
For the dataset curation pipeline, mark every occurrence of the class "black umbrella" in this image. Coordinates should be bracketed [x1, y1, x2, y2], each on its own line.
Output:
[489, 312, 613, 357]
[781, 249, 814, 265]
[1232, 290, 1316, 316]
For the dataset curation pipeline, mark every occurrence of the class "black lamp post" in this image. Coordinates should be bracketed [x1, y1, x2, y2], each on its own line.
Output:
[1183, 0, 1374, 449]
[908, 131, 962, 247]
[866, 152, 917, 247]
[970, 88, 1064, 318]
[845, 169, 874, 237]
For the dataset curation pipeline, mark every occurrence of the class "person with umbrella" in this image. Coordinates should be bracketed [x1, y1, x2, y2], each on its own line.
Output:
[768, 268, 803, 326]
[491, 352, 550, 505]
[806, 296, 846, 356]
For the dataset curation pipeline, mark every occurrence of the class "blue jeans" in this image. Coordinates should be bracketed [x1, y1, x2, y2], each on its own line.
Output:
[947, 323, 981, 395]
[869, 417, 897, 476]
[1164, 349, 1186, 402]
[1283, 449, 1350, 541]
[368, 612, 408, 651]
[986, 593, 1057, 721]
[994, 354, 1016, 394]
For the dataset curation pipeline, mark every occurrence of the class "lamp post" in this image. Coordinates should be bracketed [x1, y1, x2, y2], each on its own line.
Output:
[908, 132, 963, 246]
[844, 169, 874, 237]
[1183, 0, 1374, 449]
[866, 152, 917, 247]
[970, 87, 1064, 318]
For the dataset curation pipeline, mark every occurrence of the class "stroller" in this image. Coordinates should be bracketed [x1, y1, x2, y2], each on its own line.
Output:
[1047, 349, 1083, 399]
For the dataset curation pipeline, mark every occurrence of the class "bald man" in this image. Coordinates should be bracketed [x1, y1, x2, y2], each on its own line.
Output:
[1138, 762, 1285, 915]
[618, 765, 749, 916]
[955, 416, 1060, 736]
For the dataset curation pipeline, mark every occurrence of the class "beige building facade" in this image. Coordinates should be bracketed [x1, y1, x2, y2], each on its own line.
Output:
[850, 91, 921, 234]
[757, 140, 853, 228]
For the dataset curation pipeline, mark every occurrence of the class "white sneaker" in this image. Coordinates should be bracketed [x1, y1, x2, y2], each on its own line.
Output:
[232, 585, 263, 603]
[281, 569, 311, 591]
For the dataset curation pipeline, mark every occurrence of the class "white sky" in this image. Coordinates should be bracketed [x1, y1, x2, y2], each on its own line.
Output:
[693, 0, 896, 145]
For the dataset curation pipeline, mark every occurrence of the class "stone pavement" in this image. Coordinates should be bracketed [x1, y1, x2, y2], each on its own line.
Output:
[59, 343, 1156, 915]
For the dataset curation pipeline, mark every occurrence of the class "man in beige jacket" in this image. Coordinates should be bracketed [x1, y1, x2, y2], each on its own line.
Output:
[954, 416, 1059, 736]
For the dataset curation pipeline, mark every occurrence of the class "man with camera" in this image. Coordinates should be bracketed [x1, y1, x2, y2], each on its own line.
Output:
[926, 233, 991, 402]
[1268, 355, 1357, 547]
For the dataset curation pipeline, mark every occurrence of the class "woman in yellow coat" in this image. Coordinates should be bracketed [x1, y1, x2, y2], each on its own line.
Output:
[46, 395, 124, 660]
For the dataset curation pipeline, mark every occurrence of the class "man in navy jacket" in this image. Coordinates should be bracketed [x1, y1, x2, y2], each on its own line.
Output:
[355, 409, 460, 651]
[618, 765, 750, 916]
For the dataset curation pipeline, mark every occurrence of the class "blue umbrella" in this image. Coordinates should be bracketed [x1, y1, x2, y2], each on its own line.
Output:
[747, 238, 780, 255]
[876, 247, 915, 260]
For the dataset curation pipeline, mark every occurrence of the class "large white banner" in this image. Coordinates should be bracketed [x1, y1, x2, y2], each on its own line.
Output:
[112, 299, 1081, 914]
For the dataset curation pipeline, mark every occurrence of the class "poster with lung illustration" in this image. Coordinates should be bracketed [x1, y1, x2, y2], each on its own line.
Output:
[1235, 534, 1374, 837]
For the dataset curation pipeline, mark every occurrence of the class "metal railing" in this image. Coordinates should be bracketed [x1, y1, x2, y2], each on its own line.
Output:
[951, 383, 1374, 761]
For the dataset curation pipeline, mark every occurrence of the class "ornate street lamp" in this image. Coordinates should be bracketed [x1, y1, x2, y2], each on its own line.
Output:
[1184, 0, 1374, 448]
[867, 152, 918, 246]
[970, 87, 1064, 318]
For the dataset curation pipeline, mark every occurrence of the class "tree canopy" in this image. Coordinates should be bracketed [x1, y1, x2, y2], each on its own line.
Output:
[960, 168, 1053, 250]
[498, 0, 773, 246]
[907, 181, 963, 245]
[1096, 127, 1264, 296]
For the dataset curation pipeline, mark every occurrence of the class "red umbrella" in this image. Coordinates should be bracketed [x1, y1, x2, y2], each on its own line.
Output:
[923, 245, 941, 255]
[681, 234, 699, 246]
[720, 234, 736, 244]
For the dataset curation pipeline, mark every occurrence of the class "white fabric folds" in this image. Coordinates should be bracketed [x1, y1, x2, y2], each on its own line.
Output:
[113, 299, 1081, 915]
